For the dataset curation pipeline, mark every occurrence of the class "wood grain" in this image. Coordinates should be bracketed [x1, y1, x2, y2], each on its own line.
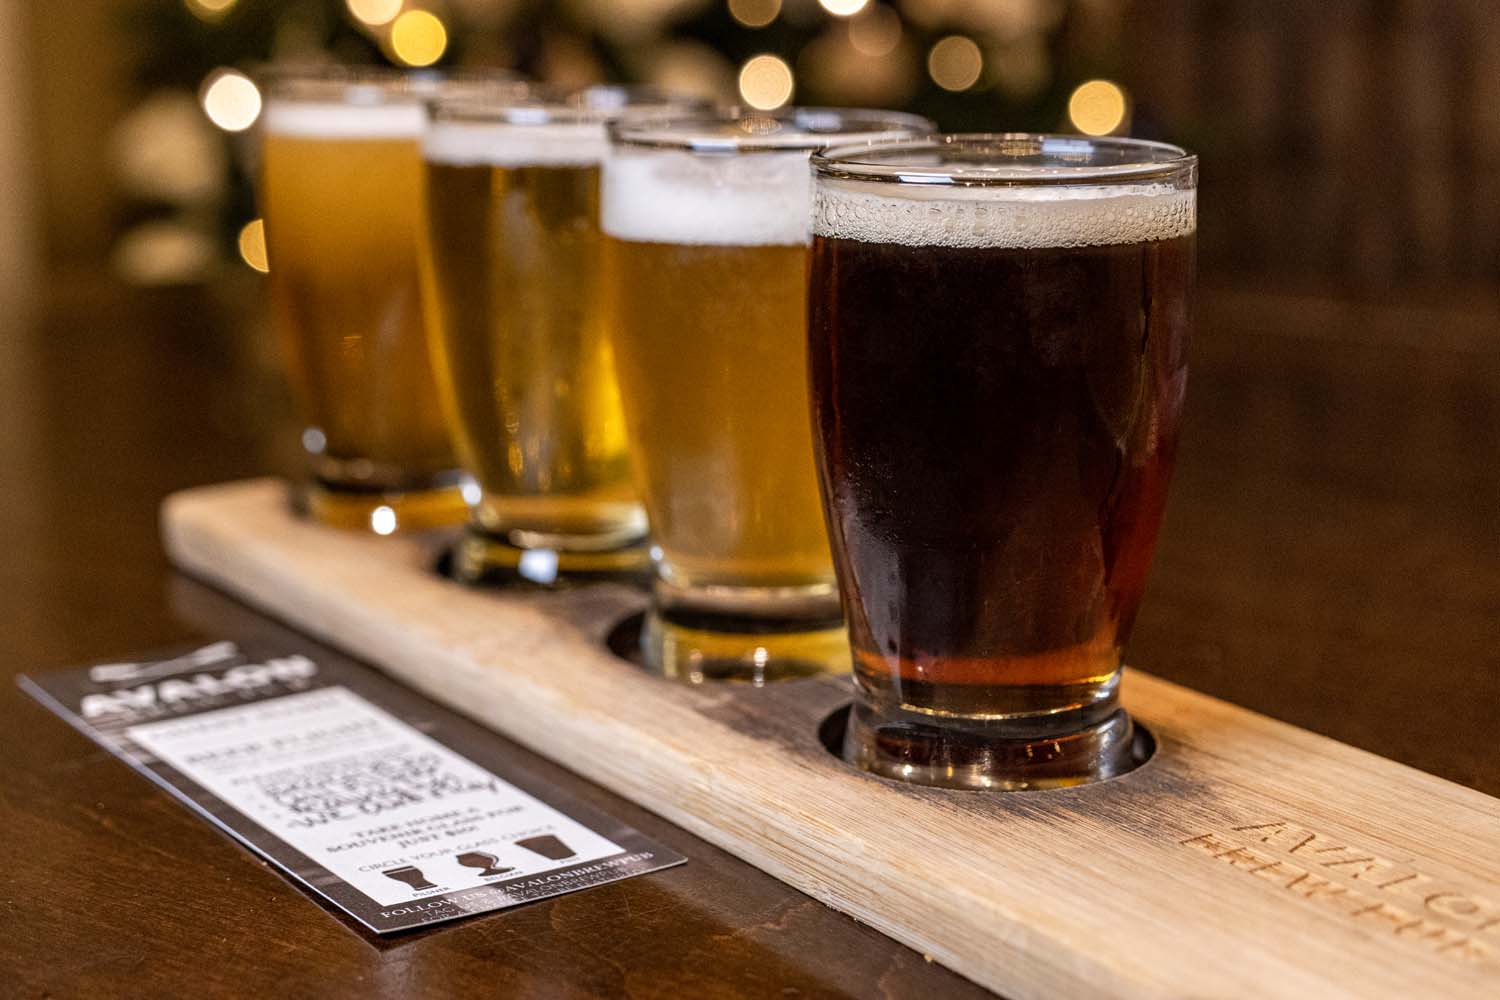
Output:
[163, 478, 1500, 1000]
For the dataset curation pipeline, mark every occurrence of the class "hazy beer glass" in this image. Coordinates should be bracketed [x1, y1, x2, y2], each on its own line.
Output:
[421, 88, 697, 584]
[603, 109, 932, 682]
[261, 71, 507, 532]
[809, 135, 1196, 788]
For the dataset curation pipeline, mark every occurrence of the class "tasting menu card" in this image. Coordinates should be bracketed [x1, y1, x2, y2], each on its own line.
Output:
[20, 640, 685, 934]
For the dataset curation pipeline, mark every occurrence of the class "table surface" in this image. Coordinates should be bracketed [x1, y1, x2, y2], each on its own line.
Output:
[2, 273, 1497, 999]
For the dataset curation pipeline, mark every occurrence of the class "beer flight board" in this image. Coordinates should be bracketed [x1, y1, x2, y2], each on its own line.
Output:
[163, 478, 1500, 1000]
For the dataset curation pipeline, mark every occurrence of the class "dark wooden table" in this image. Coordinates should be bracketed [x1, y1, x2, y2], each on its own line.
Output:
[2, 272, 1496, 998]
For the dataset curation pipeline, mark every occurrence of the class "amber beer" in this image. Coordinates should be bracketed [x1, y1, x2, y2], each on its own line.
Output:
[808, 135, 1197, 788]
[260, 74, 468, 532]
[602, 109, 932, 681]
[421, 90, 692, 583]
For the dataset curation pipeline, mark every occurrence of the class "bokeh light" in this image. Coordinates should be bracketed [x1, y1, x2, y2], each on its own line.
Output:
[927, 36, 982, 92]
[739, 54, 794, 110]
[390, 10, 448, 67]
[200, 70, 262, 132]
[347, 0, 403, 26]
[728, 0, 780, 29]
[1068, 79, 1128, 135]
[238, 219, 269, 273]
[185, 0, 237, 18]
[370, 505, 398, 535]
[818, 0, 869, 15]
[848, 4, 902, 57]
[184, 0, 237, 20]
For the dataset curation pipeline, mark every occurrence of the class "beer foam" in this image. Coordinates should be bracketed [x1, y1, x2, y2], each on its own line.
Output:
[263, 101, 426, 140]
[601, 151, 813, 246]
[812, 180, 1195, 249]
[423, 122, 608, 166]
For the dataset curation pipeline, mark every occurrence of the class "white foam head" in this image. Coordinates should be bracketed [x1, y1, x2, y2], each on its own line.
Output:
[423, 121, 608, 167]
[263, 100, 425, 140]
[600, 110, 931, 246]
[602, 149, 815, 246]
[812, 179, 1195, 249]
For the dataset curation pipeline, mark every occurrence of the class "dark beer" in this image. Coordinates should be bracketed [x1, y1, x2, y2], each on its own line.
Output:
[808, 136, 1197, 787]
[810, 233, 1193, 717]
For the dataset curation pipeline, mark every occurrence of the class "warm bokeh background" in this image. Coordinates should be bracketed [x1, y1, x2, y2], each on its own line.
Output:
[6, 0, 1500, 292]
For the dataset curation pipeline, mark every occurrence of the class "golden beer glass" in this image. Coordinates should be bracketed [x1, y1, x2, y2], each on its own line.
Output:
[601, 108, 932, 682]
[260, 70, 514, 533]
[421, 87, 699, 584]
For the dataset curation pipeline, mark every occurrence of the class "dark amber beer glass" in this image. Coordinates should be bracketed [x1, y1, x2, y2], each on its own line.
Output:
[603, 109, 932, 682]
[808, 135, 1197, 788]
[421, 87, 697, 584]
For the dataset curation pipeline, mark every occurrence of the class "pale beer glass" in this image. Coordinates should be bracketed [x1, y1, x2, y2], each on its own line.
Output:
[602, 109, 932, 682]
[421, 87, 698, 584]
[808, 135, 1197, 788]
[260, 70, 514, 532]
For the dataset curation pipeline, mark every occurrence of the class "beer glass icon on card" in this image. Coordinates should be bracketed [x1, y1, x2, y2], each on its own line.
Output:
[455, 851, 515, 878]
[382, 865, 437, 892]
[514, 835, 575, 861]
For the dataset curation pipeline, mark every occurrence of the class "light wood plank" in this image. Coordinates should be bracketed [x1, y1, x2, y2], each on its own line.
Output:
[162, 479, 1500, 999]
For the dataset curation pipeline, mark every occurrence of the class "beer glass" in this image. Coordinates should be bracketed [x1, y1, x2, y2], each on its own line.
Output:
[421, 87, 699, 584]
[808, 135, 1196, 788]
[260, 70, 514, 533]
[602, 108, 933, 682]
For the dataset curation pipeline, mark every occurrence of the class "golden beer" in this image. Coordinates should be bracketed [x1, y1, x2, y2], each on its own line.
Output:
[606, 240, 826, 584]
[601, 109, 933, 680]
[421, 91, 694, 583]
[260, 75, 467, 532]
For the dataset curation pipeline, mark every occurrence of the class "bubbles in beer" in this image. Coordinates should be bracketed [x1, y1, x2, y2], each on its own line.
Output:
[813, 181, 1195, 250]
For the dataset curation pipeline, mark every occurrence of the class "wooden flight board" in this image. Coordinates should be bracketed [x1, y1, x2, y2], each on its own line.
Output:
[162, 479, 1500, 999]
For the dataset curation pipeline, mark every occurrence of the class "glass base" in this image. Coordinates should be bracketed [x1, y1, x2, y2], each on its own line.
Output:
[641, 609, 849, 685]
[298, 478, 468, 534]
[842, 698, 1144, 791]
[451, 525, 651, 588]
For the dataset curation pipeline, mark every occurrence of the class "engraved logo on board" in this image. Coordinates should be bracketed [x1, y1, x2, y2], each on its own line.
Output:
[1180, 820, 1499, 965]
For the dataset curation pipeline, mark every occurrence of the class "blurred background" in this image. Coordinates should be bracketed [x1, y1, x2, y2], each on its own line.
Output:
[5, 0, 1499, 292]
[0, 1, 1497, 787]
[8, 0, 1498, 492]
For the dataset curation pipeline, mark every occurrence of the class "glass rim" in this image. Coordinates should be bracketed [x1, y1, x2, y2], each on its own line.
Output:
[430, 84, 703, 127]
[811, 133, 1197, 186]
[260, 64, 524, 105]
[609, 106, 935, 154]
